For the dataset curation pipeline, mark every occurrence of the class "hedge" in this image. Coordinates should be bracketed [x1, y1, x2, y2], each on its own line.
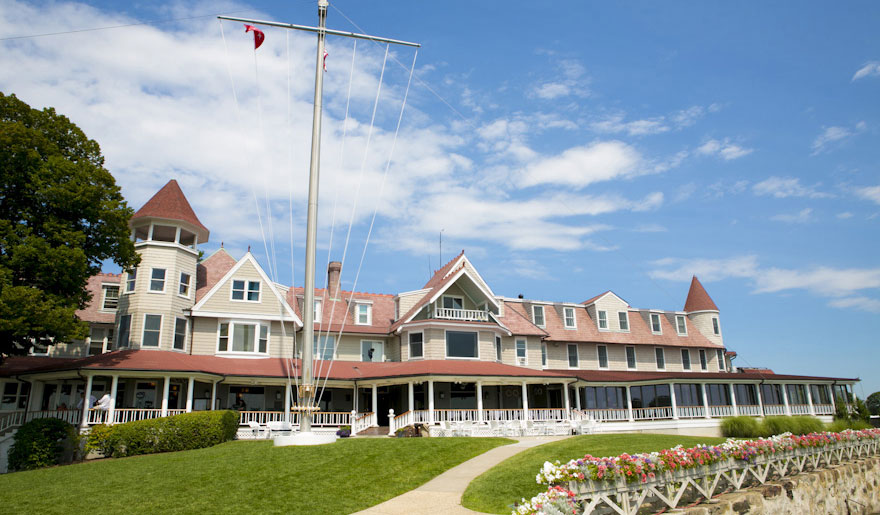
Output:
[720, 415, 827, 438]
[7, 418, 80, 472]
[86, 410, 238, 458]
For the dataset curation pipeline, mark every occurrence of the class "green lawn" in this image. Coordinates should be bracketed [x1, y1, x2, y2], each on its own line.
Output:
[462, 433, 728, 514]
[0, 437, 512, 514]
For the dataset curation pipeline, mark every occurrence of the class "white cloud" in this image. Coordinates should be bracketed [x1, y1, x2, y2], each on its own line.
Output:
[697, 139, 752, 160]
[649, 256, 760, 283]
[531, 59, 589, 99]
[852, 62, 880, 81]
[770, 208, 813, 223]
[517, 141, 643, 189]
[811, 122, 865, 155]
[836, 212, 853, 219]
[856, 185, 880, 205]
[752, 177, 832, 199]
[633, 224, 668, 233]
[590, 105, 710, 136]
[828, 296, 880, 313]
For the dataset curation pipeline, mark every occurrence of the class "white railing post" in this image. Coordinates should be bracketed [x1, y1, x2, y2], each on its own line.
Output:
[701, 383, 711, 419]
[161, 376, 170, 417]
[626, 386, 634, 422]
[388, 409, 395, 436]
[185, 377, 194, 413]
[351, 410, 357, 435]
[670, 383, 679, 420]
[108, 375, 119, 424]
[521, 382, 529, 420]
[729, 383, 739, 416]
[476, 381, 484, 422]
[428, 380, 435, 424]
[806, 384, 816, 416]
[80, 374, 93, 429]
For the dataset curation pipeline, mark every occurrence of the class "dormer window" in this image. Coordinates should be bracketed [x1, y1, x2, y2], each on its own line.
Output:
[532, 305, 545, 327]
[356, 302, 372, 325]
[563, 307, 576, 328]
[102, 285, 120, 310]
[676, 315, 687, 335]
[597, 310, 608, 329]
[618, 311, 629, 331]
[712, 317, 720, 335]
[650, 313, 662, 334]
[231, 280, 260, 302]
[150, 268, 166, 292]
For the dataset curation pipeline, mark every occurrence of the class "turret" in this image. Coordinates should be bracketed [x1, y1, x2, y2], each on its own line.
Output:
[684, 276, 723, 346]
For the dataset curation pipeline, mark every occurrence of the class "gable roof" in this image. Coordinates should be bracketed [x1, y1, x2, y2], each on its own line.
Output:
[581, 290, 629, 306]
[195, 248, 237, 302]
[131, 180, 209, 241]
[684, 276, 719, 312]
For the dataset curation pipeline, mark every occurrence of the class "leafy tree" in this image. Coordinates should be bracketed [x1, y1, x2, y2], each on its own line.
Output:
[0, 92, 138, 358]
[867, 391, 880, 416]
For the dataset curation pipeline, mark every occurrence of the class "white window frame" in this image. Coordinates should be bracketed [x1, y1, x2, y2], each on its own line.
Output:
[676, 315, 687, 336]
[314, 299, 322, 323]
[409, 331, 424, 359]
[355, 302, 372, 325]
[716, 349, 725, 371]
[596, 345, 607, 369]
[541, 343, 547, 368]
[516, 338, 527, 364]
[655, 347, 666, 370]
[313, 334, 335, 360]
[444, 329, 480, 360]
[101, 284, 120, 311]
[441, 295, 464, 310]
[532, 305, 545, 327]
[149, 268, 166, 293]
[142, 314, 163, 347]
[360, 340, 384, 362]
[178, 272, 192, 298]
[597, 310, 608, 330]
[650, 313, 662, 334]
[230, 279, 261, 302]
[681, 348, 691, 370]
[568, 344, 579, 368]
[125, 269, 137, 294]
[173, 317, 187, 351]
[699, 349, 708, 371]
[625, 346, 636, 370]
[563, 307, 576, 329]
[618, 311, 629, 331]
[117, 314, 132, 348]
[495, 335, 502, 362]
[216, 320, 270, 355]
[712, 317, 721, 335]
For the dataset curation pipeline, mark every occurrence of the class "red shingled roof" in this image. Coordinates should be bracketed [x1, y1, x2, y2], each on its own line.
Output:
[75, 273, 121, 324]
[684, 276, 718, 312]
[287, 287, 396, 334]
[195, 248, 237, 302]
[131, 180, 209, 237]
[390, 252, 467, 332]
[549, 369, 859, 383]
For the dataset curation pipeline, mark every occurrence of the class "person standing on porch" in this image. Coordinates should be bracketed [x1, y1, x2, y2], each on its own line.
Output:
[95, 393, 112, 411]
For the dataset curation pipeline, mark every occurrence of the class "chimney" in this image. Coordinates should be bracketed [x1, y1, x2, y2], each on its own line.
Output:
[518, 294, 524, 299]
[327, 261, 342, 300]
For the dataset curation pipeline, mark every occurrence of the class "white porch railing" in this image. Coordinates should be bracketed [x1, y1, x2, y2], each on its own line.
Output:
[433, 307, 489, 321]
[238, 411, 354, 427]
[763, 404, 786, 416]
[25, 409, 84, 425]
[239, 411, 289, 425]
[575, 408, 628, 422]
[790, 404, 811, 415]
[0, 411, 25, 433]
[87, 409, 108, 424]
[676, 406, 706, 418]
[529, 408, 570, 421]
[432, 409, 481, 422]
[737, 405, 762, 416]
[482, 409, 525, 421]
[632, 407, 674, 420]
[352, 412, 376, 434]
[709, 405, 735, 418]
[814, 403, 834, 415]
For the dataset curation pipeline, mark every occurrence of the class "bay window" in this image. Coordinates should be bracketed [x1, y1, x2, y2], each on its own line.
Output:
[447, 331, 478, 358]
[217, 321, 269, 354]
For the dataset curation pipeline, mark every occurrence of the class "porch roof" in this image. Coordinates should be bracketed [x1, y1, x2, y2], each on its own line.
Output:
[549, 369, 860, 384]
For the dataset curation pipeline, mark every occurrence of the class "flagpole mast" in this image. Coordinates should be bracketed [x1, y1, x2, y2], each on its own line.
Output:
[299, 0, 329, 434]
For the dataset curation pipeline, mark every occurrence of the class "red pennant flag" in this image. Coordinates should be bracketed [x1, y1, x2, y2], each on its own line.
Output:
[244, 24, 265, 50]
[323, 50, 329, 72]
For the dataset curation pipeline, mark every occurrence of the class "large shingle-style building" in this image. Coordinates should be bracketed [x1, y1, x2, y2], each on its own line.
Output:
[0, 180, 859, 451]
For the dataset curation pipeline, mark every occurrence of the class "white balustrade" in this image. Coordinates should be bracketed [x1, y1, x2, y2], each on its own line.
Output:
[353, 412, 376, 434]
[87, 409, 108, 425]
[763, 404, 786, 416]
[528, 408, 569, 421]
[482, 409, 525, 421]
[0, 411, 25, 433]
[24, 409, 83, 425]
[632, 407, 674, 420]
[580, 408, 629, 422]
[432, 409, 480, 422]
[737, 405, 762, 416]
[239, 411, 288, 425]
[790, 404, 811, 415]
[709, 405, 735, 418]
[433, 307, 489, 321]
[814, 404, 834, 415]
[676, 406, 706, 418]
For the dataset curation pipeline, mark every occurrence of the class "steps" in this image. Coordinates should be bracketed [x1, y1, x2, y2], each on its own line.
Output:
[356, 426, 389, 436]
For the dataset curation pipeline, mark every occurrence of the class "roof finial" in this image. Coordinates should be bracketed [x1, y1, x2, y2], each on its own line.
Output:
[220, 241, 224, 248]
[247, 245, 251, 253]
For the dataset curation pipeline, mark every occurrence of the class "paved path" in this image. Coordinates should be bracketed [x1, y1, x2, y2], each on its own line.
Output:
[352, 435, 571, 515]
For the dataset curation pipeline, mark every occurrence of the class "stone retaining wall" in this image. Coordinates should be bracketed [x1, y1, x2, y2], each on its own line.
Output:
[683, 456, 880, 514]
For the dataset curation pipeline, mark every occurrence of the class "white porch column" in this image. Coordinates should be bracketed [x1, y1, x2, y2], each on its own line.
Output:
[428, 380, 435, 424]
[185, 377, 195, 412]
[781, 384, 791, 416]
[476, 381, 483, 422]
[670, 383, 679, 420]
[108, 375, 119, 424]
[805, 384, 816, 416]
[352, 384, 358, 413]
[521, 381, 529, 420]
[756, 383, 765, 416]
[408, 382, 414, 413]
[161, 376, 170, 417]
[574, 386, 581, 410]
[50, 381, 62, 410]
[829, 384, 837, 410]
[371, 384, 378, 415]
[80, 374, 94, 429]
[284, 382, 291, 421]
[562, 383, 570, 415]
[729, 383, 738, 416]
[701, 383, 711, 419]
[210, 381, 217, 411]
[625, 386, 634, 422]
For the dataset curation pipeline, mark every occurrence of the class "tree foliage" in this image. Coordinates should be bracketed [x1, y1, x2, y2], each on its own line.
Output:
[867, 392, 880, 416]
[0, 92, 138, 357]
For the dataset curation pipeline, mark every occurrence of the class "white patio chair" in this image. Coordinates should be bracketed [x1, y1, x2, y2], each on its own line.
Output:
[247, 421, 266, 439]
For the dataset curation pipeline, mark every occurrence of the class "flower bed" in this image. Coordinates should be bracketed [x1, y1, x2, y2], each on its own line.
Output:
[514, 428, 880, 515]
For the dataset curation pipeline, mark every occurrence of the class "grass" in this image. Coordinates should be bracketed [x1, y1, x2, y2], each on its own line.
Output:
[0, 437, 512, 514]
[462, 433, 727, 514]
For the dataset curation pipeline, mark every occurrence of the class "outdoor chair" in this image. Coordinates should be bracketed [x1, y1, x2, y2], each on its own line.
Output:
[247, 421, 266, 439]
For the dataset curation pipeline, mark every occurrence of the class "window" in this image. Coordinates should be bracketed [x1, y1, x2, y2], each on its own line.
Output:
[568, 344, 579, 368]
[442, 296, 463, 310]
[676, 315, 687, 335]
[102, 285, 120, 310]
[674, 384, 704, 406]
[446, 331, 478, 358]
[650, 313, 662, 333]
[356, 303, 371, 325]
[630, 384, 671, 409]
[625, 346, 636, 369]
[126, 269, 137, 293]
[231, 280, 260, 301]
[716, 349, 725, 370]
[712, 317, 720, 335]
[655, 347, 665, 370]
[597, 345, 607, 369]
[541, 343, 547, 367]
[118, 315, 131, 348]
[142, 314, 162, 347]
[495, 335, 502, 361]
[597, 310, 608, 329]
[218, 321, 269, 354]
[516, 339, 526, 361]
[681, 349, 691, 370]
[618, 311, 629, 331]
[1, 382, 31, 411]
[699, 349, 707, 371]
[583, 386, 626, 409]
[409, 332, 424, 359]
[532, 305, 545, 327]
[313, 335, 333, 360]
[361, 340, 383, 362]
[173, 318, 187, 350]
[150, 268, 166, 292]
[178, 272, 191, 297]
[314, 300, 322, 322]
[563, 307, 576, 328]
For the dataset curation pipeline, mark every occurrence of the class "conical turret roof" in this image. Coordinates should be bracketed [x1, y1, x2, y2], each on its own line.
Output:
[684, 276, 719, 312]
[131, 180, 209, 241]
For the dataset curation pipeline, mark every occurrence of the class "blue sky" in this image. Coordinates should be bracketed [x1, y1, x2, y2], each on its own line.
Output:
[1, 1, 878, 395]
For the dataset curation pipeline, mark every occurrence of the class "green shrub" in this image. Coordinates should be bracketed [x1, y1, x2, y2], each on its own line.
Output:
[826, 418, 872, 432]
[758, 415, 824, 437]
[7, 418, 79, 472]
[789, 415, 825, 435]
[86, 410, 238, 458]
[720, 416, 761, 438]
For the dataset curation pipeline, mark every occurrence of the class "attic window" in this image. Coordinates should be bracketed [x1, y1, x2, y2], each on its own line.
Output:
[356, 303, 372, 325]
[231, 280, 260, 302]
[532, 305, 545, 327]
[618, 311, 629, 331]
[563, 307, 576, 328]
[650, 313, 662, 334]
[676, 315, 687, 336]
[102, 285, 120, 310]
[597, 310, 608, 329]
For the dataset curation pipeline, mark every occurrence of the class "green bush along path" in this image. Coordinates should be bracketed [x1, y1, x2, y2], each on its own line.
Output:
[462, 434, 726, 515]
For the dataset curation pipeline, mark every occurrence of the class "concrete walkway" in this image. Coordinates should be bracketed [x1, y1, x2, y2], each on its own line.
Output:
[352, 435, 571, 515]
